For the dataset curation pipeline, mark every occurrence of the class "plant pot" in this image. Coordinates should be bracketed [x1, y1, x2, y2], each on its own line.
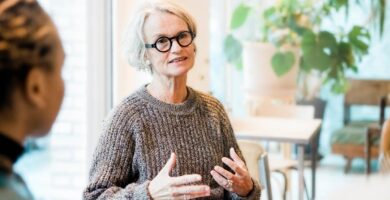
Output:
[242, 42, 300, 100]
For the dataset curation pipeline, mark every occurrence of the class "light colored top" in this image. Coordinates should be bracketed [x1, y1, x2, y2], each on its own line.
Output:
[83, 86, 260, 200]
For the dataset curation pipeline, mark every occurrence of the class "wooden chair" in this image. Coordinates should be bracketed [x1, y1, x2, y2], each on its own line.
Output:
[249, 104, 315, 200]
[238, 140, 272, 200]
[331, 79, 390, 174]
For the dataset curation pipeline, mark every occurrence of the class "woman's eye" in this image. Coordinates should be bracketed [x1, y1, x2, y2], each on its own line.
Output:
[179, 32, 189, 39]
[157, 37, 169, 44]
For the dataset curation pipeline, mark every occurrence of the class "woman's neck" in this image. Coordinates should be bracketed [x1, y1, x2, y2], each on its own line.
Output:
[147, 75, 188, 104]
[0, 119, 25, 146]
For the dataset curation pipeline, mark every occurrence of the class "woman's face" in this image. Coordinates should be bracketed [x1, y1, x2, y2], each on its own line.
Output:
[143, 11, 195, 78]
[35, 30, 65, 136]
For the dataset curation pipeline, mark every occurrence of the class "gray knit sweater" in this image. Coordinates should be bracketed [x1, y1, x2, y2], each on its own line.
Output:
[83, 86, 261, 200]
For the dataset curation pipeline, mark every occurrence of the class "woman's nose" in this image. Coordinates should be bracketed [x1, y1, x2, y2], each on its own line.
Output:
[170, 39, 182, 52]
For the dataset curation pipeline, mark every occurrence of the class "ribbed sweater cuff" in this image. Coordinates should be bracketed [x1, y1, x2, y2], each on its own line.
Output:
[127, 180, 152, 200]
[232, 178, 261, 200]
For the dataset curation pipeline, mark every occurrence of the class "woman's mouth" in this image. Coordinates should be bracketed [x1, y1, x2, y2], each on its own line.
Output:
[168, 56, 187, 64]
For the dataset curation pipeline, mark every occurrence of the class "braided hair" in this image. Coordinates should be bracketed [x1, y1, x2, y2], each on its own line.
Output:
[0, 0, 57, 110]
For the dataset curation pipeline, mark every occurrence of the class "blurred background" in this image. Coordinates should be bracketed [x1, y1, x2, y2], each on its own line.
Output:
[14, 0, 390, 199]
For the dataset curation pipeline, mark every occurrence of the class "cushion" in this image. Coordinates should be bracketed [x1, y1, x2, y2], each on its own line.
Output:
[331, 121, 380, 146]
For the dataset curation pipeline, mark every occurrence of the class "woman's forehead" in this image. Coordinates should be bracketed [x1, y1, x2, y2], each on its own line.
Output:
[143, 12, 188, 39]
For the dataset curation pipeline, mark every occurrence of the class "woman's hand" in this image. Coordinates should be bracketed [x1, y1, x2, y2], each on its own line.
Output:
[148, 153, 211, 200]
[210, 148, 253, 197]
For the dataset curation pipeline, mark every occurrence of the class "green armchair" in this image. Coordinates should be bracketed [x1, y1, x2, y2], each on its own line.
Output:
[331, 79, 390, 174]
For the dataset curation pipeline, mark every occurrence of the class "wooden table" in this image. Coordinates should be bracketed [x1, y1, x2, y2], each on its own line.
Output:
[230, 116, 322, 200]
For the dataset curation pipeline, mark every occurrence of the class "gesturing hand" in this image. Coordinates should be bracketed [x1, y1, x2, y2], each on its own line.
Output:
[148, 153, 211, 200]
[210, 148, 253, 197]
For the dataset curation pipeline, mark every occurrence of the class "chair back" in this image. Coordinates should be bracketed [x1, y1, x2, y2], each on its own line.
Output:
[344, 79, 390, 124]
[237, 140, 273, 200]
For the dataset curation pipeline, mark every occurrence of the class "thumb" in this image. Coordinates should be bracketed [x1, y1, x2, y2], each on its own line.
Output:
[161, 152, 176, 175]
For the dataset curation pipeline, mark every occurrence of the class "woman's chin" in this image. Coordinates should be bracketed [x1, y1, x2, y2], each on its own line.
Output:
[168, 65, 192, 76]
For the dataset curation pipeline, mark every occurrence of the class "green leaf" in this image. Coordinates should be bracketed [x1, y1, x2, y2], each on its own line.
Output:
[230, 3, 251, 30]
[318, 31, 337, 53]
[301, 30, 316, 54]
[348, 26, 370, 56]
[328, 0, 349, 11]
[379, 0, 385, 38]
[263, 7, 276, 19]
[301, 31, 332, 71]
[338, 42, 354, 66]
[271, 51, 295, 77]
[302, 47, 331, 71]
[223, 34, 242, 70]
[299, 56, 311, 72]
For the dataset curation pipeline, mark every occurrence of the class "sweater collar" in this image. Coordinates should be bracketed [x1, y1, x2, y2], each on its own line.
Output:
[137, 84, 198, 115]
[0, 133, 24, 169]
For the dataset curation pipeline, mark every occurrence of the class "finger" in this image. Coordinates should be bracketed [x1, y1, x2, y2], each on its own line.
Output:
[222, 157, 245, 175]
[170, 174, 202, 186]
[213, 165, 234, 180]
[171, 185, 210, 196]
[175, 190, 210, 200]
[230, 148, 245, 167]
[210, 170, 229, 189]
[186, 191, 211, 200]
[161, 152, 176, 174]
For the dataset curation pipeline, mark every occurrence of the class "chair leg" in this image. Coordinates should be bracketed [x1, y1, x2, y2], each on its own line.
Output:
[289, 166, 311, 200]
[303, 177, 310, 200]
[365, 131, 372, 175]
[274, 170, 288, 200]
[344, 157, 352, 174]
[260, 153, 273, 200]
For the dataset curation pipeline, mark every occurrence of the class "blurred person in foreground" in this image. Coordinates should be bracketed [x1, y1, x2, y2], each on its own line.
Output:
[0, 0, 65, 199]
[83, 0, 260, 199]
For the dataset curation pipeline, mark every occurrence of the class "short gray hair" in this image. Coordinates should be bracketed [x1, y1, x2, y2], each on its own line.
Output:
[122, 0, 197, 72]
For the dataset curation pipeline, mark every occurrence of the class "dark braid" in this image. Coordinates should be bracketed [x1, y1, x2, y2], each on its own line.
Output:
[0, 0, 56, 110]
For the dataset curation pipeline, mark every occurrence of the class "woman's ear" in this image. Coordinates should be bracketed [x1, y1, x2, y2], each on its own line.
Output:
[24, 68, 47, 109]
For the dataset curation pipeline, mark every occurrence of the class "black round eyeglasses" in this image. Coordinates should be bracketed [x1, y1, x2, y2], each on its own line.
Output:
[145, 31, 195, 53]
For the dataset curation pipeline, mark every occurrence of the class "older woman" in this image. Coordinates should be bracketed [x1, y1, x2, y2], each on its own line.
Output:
[0, 0, 65, 199]
[84, 1, 260, 199]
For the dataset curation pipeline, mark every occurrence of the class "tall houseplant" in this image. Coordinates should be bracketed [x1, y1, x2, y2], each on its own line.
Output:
[224, 0, 386, 94]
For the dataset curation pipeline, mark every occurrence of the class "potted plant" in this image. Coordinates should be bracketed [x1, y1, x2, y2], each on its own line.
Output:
[224, 0, 385, 95]
[224, 0, 386, 159]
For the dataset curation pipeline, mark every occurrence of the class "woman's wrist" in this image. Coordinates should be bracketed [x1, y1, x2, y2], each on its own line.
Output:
[238, 178, 254, 197]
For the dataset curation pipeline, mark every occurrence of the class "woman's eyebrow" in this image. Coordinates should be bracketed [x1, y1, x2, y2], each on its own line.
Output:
[152, 30, 189, 39]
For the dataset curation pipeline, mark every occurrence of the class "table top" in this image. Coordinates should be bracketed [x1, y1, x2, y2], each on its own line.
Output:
[229, 116, 322, 145]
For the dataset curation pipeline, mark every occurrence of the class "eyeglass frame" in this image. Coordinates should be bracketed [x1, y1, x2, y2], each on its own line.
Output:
[144, 31, 196, 53]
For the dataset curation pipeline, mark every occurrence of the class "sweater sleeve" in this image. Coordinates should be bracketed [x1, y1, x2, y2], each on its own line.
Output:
[218, 103, 262, 200]
[83, 108, 151, 200]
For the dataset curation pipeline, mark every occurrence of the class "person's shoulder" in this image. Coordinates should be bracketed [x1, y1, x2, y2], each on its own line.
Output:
[106, 89, 145, 123]
[0, 172, 33, 200]
[192, 88, 225, 114]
